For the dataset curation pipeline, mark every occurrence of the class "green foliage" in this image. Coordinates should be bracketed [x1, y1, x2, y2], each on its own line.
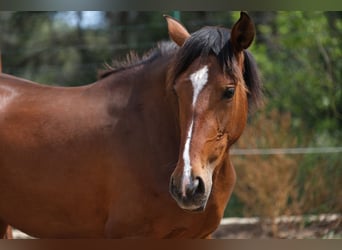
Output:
[250, 12, 342, 141]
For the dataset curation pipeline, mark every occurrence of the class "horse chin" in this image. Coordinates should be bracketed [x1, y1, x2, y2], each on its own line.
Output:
[174, 196, 209, 213]
[188, 205, 207, 213]
[178, 203, 207, 213]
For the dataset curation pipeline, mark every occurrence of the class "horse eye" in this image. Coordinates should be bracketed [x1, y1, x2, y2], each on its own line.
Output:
[222, 87, 235, 99]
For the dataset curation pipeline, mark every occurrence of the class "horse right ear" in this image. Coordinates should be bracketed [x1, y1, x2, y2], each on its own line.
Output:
[164, 15, 190, 47]
[230, 12, 255, 52]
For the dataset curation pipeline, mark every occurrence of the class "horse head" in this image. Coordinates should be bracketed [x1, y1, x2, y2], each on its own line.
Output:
[166, 12, 261, 211]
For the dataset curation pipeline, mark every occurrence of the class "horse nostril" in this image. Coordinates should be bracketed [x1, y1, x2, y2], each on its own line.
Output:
[190, 178, 199, 196]
[169, 176, 176, 193]
[194, 177, 205, 196]
[170, 176, 175, 186]
[186, 177, 205, 197]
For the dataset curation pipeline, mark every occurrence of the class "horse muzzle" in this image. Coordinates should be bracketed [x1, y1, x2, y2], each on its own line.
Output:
[169, 174, 212, 212]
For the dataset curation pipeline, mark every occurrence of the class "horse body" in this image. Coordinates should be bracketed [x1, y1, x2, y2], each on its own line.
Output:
[0, 55, 234, 238]
[0, 12, 261, 238]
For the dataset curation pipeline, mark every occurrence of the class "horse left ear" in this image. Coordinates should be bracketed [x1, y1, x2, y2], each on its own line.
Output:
[230, 12, 255, 52]
[164, 15, 190, 47]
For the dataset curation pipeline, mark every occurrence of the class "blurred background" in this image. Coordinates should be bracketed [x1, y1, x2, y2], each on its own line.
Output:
[0, 11, 341, 238]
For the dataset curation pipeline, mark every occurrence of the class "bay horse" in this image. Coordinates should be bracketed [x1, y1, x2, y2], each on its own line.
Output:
[0, 12, 261, 238]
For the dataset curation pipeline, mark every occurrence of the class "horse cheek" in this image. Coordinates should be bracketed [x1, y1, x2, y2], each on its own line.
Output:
[227, 91, 248, 146]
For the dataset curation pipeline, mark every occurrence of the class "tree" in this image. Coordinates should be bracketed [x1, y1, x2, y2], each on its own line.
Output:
[250, 11, 342, 142]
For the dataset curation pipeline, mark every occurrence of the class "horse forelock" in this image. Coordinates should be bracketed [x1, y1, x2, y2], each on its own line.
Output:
[170, 27, 240, 84]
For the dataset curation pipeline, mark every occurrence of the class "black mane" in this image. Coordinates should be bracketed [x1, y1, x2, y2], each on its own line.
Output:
[243, 49, 263, 111]
[99, 26, 262, 111]
[98, 42, 177, 79]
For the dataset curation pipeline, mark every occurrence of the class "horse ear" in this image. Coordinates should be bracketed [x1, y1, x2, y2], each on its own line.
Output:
[164, 15, 190, 47]
[230, 12, 255, 52]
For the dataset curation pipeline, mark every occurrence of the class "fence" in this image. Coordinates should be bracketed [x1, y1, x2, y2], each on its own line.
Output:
[231, 147, 342, 155]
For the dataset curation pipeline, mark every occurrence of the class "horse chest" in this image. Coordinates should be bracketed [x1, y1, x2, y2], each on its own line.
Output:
[104, 189, 225, 238]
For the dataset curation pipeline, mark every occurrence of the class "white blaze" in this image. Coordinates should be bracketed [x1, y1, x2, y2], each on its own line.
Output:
[182, 65, 208, 188]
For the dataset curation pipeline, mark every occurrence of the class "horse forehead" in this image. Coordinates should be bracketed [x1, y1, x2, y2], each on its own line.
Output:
[189, 65, 209, 106]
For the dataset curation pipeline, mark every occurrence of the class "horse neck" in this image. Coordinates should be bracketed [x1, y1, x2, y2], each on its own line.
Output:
[119, 55, 173, 106]
[100, 54, 180, 140]
[102, 55, 180, 170]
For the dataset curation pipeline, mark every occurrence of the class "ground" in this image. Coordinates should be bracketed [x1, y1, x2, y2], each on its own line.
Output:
[212, 214, 341, 239]
[12, 214, 341, 239]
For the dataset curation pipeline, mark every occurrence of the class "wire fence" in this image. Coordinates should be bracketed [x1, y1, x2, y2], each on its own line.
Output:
[231, 147, 342, 155]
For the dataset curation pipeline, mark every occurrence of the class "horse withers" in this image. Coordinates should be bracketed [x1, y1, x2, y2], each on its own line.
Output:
[0, 12, 262, 238]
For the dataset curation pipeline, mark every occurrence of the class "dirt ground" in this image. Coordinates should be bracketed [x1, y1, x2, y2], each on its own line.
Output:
[12, 214, 341, 239]
[212, 214, 342, 239]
